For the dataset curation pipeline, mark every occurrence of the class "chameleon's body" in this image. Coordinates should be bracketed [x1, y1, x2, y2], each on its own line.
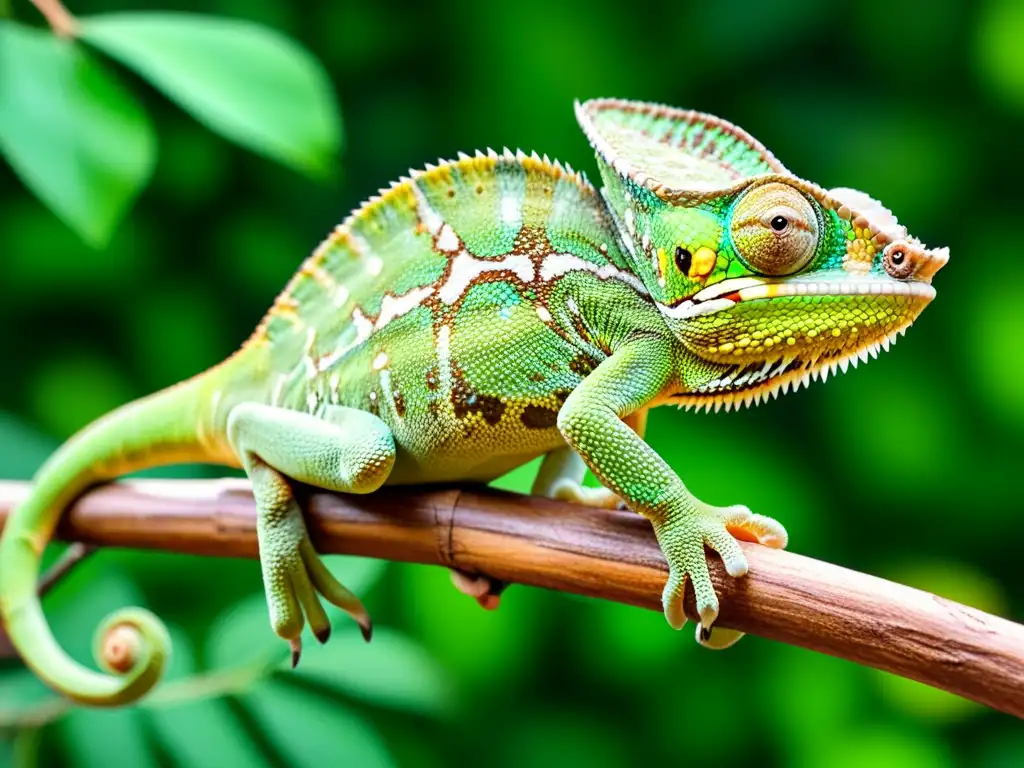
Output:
[0, 99, 948, 707]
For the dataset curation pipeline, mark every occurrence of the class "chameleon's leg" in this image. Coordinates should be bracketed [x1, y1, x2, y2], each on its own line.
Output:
[448, 412, 649, 611]
[531, 411, 647, 510]
[557, 336, 787, 641]
[533, 446, 623, 509]
[227, 403, 395, 664]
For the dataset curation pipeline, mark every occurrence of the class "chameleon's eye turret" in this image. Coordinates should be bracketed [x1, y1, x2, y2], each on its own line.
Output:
[730, 182, 819, 276]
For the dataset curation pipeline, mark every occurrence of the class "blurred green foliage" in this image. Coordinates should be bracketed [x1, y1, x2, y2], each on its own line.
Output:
[1, 0, 1023, 765]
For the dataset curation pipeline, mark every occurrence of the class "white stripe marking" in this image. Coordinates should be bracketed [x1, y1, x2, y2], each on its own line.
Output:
[539, 253, 648, 295]
[376, 286, 434, 330]
[315, 309, 373, 372]
[410, 179, 444, 235]
[439, 251, 535, 304]
[437, 224, 460, 253]
[500, 196, 520, 224]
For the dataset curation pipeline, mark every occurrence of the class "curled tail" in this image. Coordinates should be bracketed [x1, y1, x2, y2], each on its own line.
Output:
[0, 372, 224, 707]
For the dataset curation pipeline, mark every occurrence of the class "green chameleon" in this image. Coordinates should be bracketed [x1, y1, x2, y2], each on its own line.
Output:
[0, 99, 948, 707]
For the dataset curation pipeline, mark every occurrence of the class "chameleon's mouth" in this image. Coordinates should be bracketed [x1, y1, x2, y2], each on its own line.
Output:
[658, 272, 937, 411]
[657, 273, 936, 321]
[666, 336, 902, 412]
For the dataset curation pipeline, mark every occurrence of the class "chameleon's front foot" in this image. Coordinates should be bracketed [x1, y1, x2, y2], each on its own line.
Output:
[654, 501, 787, 643]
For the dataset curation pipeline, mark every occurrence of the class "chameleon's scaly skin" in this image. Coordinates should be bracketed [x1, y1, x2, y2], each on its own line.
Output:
[0, 99, 948, 706]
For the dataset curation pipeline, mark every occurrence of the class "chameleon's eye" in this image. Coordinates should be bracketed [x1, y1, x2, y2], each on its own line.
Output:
[674, 246, 692, 274]
[883, 243, 915, 279]
[730, 182, 819, 276]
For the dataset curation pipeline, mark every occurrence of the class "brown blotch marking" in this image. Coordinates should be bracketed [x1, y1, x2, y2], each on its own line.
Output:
[447, 188, 455, 198]
[520, 404, 559, 429]
[528, 371, 545, 383]
[393, 389, 406, 418]
[425, 367, 439, 391]
[450, 362, 506, 426]
[475, 184, 484, 195]
[367, 391, 379, 416]
[569, 354, 599, 376]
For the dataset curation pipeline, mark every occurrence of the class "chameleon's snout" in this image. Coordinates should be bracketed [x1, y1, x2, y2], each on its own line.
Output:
[882, 240, 949, 283]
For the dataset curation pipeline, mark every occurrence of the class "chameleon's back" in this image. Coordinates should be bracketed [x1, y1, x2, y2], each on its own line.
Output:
[241, 151, 647, 483]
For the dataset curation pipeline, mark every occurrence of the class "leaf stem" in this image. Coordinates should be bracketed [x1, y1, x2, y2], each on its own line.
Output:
[29, 0, 77, 37]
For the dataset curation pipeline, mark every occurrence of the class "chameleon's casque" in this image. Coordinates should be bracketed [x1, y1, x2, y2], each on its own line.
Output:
[0, 99, 947, 708]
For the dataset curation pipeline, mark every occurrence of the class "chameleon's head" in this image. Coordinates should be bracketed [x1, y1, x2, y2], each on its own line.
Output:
[576, 98, 949, 410]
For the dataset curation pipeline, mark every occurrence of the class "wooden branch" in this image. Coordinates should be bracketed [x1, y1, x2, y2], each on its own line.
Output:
[1, 479, 1022, 719]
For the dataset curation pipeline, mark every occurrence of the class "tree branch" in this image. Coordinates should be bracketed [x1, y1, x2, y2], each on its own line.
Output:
[0, 479, 1022, 719]
[29, 0, 77, 38]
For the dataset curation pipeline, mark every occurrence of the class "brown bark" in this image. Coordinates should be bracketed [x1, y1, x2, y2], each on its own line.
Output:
[1, 479, 1022, 719]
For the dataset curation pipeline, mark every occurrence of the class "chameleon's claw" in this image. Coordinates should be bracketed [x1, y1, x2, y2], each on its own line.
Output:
[449, 569, 508, 611]
[313, 624, 331, 645]
[290, 637, 302, 669]
[357, 615, 373, 643]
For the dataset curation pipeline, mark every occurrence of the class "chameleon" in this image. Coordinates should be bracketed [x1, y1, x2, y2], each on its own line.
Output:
[0, 98, 948, 707]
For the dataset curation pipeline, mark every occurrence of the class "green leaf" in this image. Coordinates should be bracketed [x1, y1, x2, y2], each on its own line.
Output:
[289, 626, 453, 717]
[0, 22, 155, 247]
[144, 627, 271, 768]
[59, 708, 157, 768]
[78, 12, 342, 177]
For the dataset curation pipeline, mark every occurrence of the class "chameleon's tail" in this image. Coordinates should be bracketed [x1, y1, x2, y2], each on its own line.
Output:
[0, 371, 222, 707]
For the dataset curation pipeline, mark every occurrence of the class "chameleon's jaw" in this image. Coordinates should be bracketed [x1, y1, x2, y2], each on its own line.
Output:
[663, 272, 938, 411]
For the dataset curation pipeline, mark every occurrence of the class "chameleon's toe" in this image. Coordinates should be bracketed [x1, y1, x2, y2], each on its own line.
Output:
[656, 508, 750, 632]
[550, 479, 625, 510]
[263, 535, 372, 663]
[300, 539, 373, 641]
[708, 503, 788, 549]
[449, 569, 508, 611]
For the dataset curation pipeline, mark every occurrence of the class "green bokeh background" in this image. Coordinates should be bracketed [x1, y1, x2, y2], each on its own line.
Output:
[2, 0, 1024, 765]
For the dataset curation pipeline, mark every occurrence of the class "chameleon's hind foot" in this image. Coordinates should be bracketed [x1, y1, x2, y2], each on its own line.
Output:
[449, 569, 508, 610]
[654, 500, 788, 642]
[228, 403, 396, 662]
[549, 480, 625, 510]
[534, 446, 626, 509]
[260, 509, 373, 664]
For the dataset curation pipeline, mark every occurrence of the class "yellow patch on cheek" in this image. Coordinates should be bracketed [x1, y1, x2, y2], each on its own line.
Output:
[657, 247, 669, 284]
[689, 247, 717, 280]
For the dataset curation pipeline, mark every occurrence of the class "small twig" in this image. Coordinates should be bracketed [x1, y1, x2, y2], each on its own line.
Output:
[29, 0, 77, 37]
[0, 541, 96, 659]
[0, 479, 1023, 719]
[38, 542, 97, 596]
